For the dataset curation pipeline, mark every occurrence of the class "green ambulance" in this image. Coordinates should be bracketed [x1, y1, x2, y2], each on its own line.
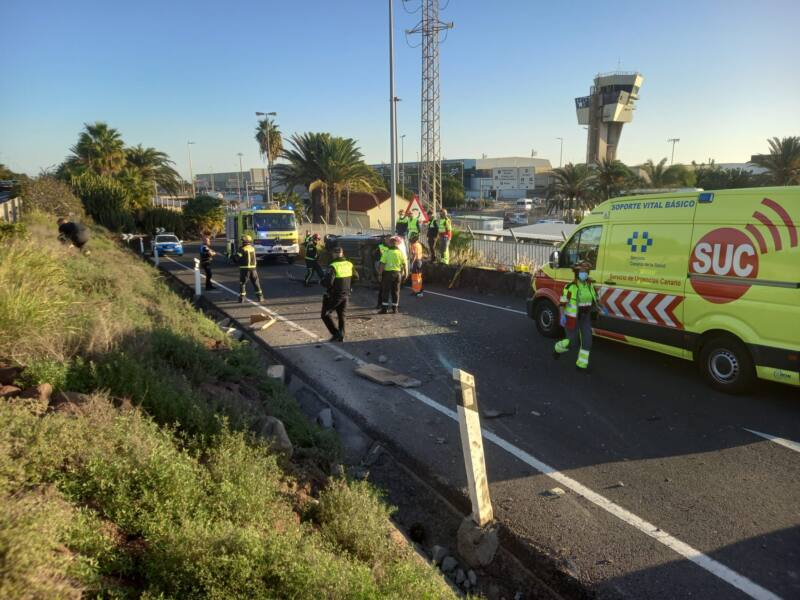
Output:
[528, 186, 800, 393]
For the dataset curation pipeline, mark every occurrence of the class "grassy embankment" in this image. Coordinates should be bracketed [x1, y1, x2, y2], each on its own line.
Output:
[0, 214, 457, 599]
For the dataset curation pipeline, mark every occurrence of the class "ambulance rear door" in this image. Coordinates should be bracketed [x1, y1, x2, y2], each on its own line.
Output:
[598, 195, 698, 357]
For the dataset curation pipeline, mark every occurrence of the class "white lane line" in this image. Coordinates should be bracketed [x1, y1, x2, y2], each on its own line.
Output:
[422, 289, 527, 315]
[743, 428, 800, 454]
[163, 257, 781, 600]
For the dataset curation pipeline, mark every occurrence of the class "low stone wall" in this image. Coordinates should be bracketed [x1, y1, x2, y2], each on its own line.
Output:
[422, 263, 532, 298]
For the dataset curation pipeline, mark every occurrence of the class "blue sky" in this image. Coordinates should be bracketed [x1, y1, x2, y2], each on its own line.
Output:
[2, 0, 798, 177]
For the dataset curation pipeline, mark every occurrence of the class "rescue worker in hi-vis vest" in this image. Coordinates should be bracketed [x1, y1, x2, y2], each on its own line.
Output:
[374, 236, 390, 308]
[553, 261, 606, 372]
[320, 246, 358, 342]
[235, 235, 264, 303]
[304, 233, 324, 286]
[436, 208, 453, 264]
[378, 237, 407, 314]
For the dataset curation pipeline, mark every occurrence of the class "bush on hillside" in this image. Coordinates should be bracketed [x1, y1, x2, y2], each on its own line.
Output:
[139, 207, 186, 238]
[71, 172, 135, 232]
[20, 176, 85, 218]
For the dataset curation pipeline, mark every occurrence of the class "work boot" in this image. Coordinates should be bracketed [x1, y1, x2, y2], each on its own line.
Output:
[379, 308, 388, 315]
[328, 334, 343, 343]
[238, 296, 244, 304]
[391, 307, 398, 314]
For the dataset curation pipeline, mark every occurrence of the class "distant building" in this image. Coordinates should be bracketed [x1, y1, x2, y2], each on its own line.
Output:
[194, 166, 295, 198]
[371, 156, 554, 203]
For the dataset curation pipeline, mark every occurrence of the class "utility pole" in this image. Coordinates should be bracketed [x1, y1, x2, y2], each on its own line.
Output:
[209, 166, 214, 192]
[407, 0, 453, 215]
[187, 141, 196, 197]
[668, 138, 680, 165]
[556, 137, 564, 168]
[389, 0, 397, 231]
[236, 153, 244, 204]
[256, 111, 277, 204]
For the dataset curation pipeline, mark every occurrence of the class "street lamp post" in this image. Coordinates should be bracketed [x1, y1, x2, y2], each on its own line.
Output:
[236, 153, 244, 204]
[556, 137, 564, 168]
[256, 111, 277, 205]
[668, 138, 681, 165]
[187, 141, 196, 197]
[388, 0, 397, 231]
[400, 133, 406, 198]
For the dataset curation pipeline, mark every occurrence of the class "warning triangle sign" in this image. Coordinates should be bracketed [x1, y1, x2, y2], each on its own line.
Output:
[405, 195, 429, 223]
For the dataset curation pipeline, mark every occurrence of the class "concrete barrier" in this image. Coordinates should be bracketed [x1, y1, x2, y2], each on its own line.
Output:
[422, 263, 532, 298]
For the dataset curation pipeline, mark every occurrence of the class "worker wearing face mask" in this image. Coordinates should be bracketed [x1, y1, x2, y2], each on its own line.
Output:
[553, 261, 605, 372]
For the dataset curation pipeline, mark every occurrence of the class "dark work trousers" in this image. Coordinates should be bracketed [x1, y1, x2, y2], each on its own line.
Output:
[239, 268, 263, 299]
[427, 234, 438, 261]
[381, 271, 402, 310]
[321, 294, 348, 338]
[374, 260, 384, 307]
[202, 262, 213, 289]
[304, 259, 324, 285]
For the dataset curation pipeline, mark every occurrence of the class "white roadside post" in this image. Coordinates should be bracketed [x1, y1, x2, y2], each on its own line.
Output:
[153, 245, 159, 267]
[453, 368, 499, 568]
[193, 258, 202, 297]
[453, 368, 493, 526]
[138, 236, 144, 255]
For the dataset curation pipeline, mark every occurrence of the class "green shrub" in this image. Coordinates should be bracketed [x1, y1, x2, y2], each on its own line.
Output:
[139, 207, 186, 238]
[71, 172, 135, 232]
[317, 479, 396, 564]
[183, 194, 224, 236]
[20, 176, 85, 218]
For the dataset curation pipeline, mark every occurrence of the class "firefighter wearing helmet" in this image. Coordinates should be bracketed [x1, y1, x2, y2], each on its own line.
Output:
[304, 233, 324, 287]
[235, 234, 264, 303]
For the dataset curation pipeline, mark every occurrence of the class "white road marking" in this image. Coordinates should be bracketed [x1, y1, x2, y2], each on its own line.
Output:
[422, 289, 527, 315]
[743, 428, 800, 454]
[163, 256, 781, 600]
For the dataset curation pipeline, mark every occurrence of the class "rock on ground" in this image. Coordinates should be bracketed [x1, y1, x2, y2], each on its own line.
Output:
[256, 416, 293, 457]
[316, 408, 334, 429]
[431, 545, 449, 566]
[457, 516, 499, 568]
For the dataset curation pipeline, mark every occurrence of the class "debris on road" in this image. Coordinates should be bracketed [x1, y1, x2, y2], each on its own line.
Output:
[435, 437, 446, 445]
[266, 365, 286, 383]
[378, 354, 388, 364]
[530, 410, 542, 417]
[354, 363, 421, 388]
[482, 406, 518, 419]
[541, 487, 566, 498]
[249, 313, 276, 331]
[361, 443, 384, 467]
[334, 355, 344, 361]
[316, 408, 334, 429]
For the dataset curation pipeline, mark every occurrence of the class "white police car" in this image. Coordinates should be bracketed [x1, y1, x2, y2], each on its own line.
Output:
[150, 233, 184, 256]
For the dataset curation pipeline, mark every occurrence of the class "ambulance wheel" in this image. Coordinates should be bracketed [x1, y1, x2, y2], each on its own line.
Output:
[699, 335, 755, 394]
[534, 299, 560, 338]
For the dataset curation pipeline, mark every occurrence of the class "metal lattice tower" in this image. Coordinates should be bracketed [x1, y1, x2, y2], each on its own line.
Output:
[407, 1, 452, 214]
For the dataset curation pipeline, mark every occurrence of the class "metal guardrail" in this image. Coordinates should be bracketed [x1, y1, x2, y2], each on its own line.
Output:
[300, 221, 554, 269]
[0, 196, 21, 223]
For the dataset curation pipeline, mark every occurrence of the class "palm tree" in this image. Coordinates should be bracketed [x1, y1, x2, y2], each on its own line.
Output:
[255, 117, 283, 165]
[279, 132, 330, 223]
[63, 122, 126, 177]
[125, 144, 182, 195]
[279, 133, 380, 224]
[640, 158, 694, 188]
[546, 163, 594, 222]
[750, 136, 800, 185]
[592, 159, 631, 200]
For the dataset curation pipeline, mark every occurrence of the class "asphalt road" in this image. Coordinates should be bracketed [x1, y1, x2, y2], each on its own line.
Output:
[162, 243, 799, 600]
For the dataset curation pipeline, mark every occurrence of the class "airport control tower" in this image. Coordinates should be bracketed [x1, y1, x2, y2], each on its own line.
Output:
[575, 72, 644, 164]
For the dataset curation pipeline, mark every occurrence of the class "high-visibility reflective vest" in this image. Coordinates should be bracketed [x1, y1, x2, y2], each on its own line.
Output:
[330, 258, 354, 279]
[377, 243, 388, 256]
[407, 216, 420, 233]
[437, 217, 452, 238]
[381, 248, 404, 272]
[238, 244, 257, 269]
[560, 281, 597, 317]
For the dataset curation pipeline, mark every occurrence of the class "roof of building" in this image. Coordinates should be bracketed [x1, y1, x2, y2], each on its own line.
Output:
[473, 222, 577, 242]
[475, 157, 553, 171]
[337, 190, 391, 213]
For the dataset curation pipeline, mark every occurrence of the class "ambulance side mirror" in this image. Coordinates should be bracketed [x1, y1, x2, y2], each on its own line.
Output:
[549, 250, 560, 269]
